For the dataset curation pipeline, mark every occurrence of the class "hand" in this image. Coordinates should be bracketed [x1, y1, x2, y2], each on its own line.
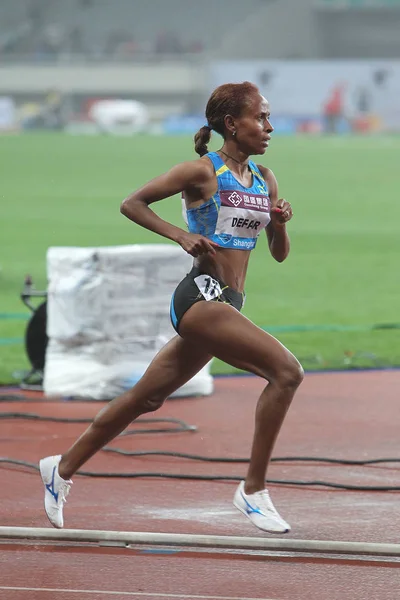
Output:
[178, 232, 219, 257]
[270, 199, 293, 227]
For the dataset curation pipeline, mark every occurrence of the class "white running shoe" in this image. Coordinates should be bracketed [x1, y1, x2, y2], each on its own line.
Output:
[39, 455, 72, 529]
[233, 480, 290, 534]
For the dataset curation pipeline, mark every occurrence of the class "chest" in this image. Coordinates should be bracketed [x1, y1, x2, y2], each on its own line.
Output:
[215, 188, 271, 239]
[219, 188, 270, 217]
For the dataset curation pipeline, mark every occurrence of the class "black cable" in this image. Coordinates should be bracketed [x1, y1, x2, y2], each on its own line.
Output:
[118, 422, 197, 436]
[0, 395, 41, 402]
[1, 412, 399, 491]
[102, 448, 250, 461]
[273, 456, 400, 466]
[102, 447, 400, 467]
[0, 412, 94, 423]
[3, 412, 399, 466]
[1, 458, 399, 491]
[1, 412, 397, 466]
[0, 412, 196, 434]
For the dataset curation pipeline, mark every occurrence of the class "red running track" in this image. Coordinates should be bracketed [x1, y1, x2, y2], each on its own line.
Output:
[0, 371, 400, 599]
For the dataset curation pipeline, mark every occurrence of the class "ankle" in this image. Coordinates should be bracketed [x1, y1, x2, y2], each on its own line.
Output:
[243, 481, 265, 495]
[58, 457, 72, 480]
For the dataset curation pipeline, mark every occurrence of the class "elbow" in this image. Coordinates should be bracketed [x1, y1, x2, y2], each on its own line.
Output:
[120, 193, 145, 219]
[120, 198, 129, 216]
[272, 251, 289, 263]
[120, 196, 135, 218]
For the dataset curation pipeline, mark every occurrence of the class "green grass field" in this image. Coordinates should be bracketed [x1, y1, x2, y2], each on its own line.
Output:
[1, 132, 399, 384]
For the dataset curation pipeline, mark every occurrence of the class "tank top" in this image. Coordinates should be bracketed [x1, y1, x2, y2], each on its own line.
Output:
[182, 151, 271, 250]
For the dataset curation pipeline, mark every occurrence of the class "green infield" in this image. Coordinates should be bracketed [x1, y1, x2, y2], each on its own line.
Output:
[0, 132, 399, 383]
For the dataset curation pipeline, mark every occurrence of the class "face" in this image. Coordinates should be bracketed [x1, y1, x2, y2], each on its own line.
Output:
[232, 94, 273, 155]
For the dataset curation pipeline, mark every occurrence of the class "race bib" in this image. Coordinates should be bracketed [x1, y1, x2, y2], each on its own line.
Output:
[194, 274, 222, 301]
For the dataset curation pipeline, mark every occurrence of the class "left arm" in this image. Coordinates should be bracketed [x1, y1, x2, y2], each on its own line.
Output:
[258, 165, 292, 263]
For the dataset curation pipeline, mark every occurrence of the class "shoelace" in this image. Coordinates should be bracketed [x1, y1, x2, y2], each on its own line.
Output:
[59, 480, 72, 504]
[253, 489, 281, 517]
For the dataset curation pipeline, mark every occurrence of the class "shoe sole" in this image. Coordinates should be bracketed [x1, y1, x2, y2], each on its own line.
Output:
[233, 497, 290, 534]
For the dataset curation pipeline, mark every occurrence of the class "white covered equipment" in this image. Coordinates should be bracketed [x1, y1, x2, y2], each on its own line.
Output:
[88, 99, 149, 135]
[43, 245, 213, 399]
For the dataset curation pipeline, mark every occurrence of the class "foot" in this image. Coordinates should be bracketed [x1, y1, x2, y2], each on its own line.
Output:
[39, 455, 72, 529]
[233, 481, 290, 534]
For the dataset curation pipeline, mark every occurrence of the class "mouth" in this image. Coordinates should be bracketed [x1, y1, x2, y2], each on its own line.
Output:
[262, 137, 271, 147]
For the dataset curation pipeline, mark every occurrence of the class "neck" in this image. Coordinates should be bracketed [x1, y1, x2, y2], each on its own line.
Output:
[219, 146, 250, 176]
[219, 146, 249, 165]
[219, 147, 249, 178]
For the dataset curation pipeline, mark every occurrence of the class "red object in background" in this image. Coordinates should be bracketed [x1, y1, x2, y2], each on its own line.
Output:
[297, 119, 322, 134]
[84, 97, 113, 120]
[352, 116, 372, 132]
[324, 84, 346, 116]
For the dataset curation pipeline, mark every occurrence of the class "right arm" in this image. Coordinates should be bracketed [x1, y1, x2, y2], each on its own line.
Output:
[120, 160, 219, 257]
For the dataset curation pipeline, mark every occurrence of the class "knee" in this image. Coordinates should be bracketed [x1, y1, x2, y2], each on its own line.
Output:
[124, 385, 167, 413]
[139, 394, 167, 413]
[275, 358, 304, 389]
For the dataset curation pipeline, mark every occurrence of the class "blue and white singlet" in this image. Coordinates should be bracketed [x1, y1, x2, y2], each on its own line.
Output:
[182, 151, 271, 251]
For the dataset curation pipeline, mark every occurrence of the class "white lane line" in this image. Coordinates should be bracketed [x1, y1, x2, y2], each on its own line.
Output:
[0, 588, 278, 600]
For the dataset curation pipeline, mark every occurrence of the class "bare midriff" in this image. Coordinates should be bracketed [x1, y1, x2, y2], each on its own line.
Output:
[194, 248, 251, 293]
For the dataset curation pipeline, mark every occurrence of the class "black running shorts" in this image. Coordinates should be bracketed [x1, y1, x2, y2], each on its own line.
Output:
[170, 266, 244, 334]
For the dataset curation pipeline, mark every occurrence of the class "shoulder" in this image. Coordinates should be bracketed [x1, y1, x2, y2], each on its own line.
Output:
[256, 164, 278, 195]
[193, 155, 216, 179]
[256, 164, 277, 186]
[172, 157, 215, 182]
[170, 156, 215, 188]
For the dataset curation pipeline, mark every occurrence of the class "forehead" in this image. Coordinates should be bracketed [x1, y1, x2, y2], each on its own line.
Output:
[246, 93, 270, 114]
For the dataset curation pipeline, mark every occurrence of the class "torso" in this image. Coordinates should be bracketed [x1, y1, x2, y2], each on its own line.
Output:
[183, 152, 270, 292]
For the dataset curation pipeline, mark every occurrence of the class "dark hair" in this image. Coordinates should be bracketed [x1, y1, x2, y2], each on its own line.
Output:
[193, 81, 260, 156]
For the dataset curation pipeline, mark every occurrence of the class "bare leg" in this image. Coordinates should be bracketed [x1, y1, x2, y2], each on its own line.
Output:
[179, 302, 304, 494]
[58, 336, 212, 479]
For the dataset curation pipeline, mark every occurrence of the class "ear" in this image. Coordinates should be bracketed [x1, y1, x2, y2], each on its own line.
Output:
[224, 114, 236, 137]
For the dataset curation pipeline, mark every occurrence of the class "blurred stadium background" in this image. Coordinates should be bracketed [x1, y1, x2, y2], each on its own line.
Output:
[0, 0, 399, 390]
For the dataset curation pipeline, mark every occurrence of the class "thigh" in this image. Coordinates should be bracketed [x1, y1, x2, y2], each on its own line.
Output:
[179, 301, 300, 381]
[133, 334, 213, 398]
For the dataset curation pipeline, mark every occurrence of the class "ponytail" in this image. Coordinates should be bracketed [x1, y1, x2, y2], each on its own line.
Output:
[194, 125, 212, 157]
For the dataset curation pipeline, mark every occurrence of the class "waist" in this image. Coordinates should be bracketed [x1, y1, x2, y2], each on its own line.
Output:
[194, 250, 249, 293]
[209, 232, 258, 251]
[189, 265, 245, 301]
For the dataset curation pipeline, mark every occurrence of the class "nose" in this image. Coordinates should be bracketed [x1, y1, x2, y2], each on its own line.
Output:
[266, 119, 273, 133]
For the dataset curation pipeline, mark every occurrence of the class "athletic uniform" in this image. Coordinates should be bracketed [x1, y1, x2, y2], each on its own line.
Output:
[170, 152, 271, 333]
[39, 154, 291, 538]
